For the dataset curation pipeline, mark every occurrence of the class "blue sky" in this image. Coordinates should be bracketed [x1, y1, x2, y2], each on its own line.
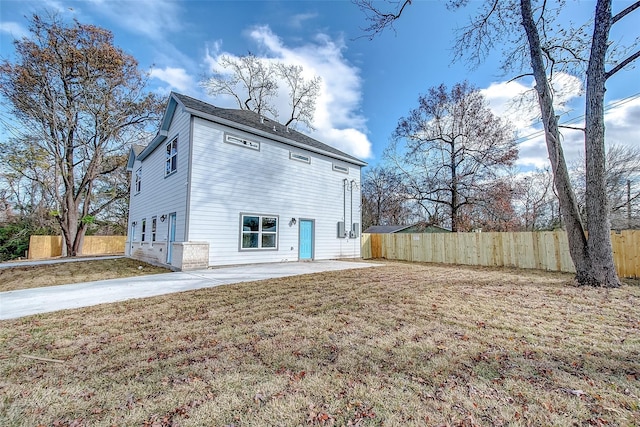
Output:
[1, 0, 639, 170]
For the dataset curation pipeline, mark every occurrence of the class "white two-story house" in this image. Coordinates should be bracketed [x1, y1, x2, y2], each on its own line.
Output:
[126, 92, 365, 270]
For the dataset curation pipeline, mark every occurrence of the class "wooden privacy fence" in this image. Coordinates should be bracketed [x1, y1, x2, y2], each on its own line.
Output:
[361, 230, 640, 278]
[28, 235, 126, 259]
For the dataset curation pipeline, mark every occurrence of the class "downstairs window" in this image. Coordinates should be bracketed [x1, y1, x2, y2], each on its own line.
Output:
[240, 214, 278, 250]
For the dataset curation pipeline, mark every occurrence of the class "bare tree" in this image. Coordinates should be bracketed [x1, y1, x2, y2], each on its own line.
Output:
[202, 53, 321, 130]
[516, 168, 560, 231]
[361, 165, 409, 229]
[202, 53, 279, 118]
[355, 0, 639, 287]
[388, 81, 518, 232]
[0, 14, 162, 256]
[571, 144, 640, 229]
[0, 137, 58, 230]
[275, 64, 321, 130]
[463, 177, 522, 231]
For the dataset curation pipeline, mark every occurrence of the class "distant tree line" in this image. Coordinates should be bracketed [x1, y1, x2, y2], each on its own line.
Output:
[360, 83, 640, 234]
[363, 144, 640, 233]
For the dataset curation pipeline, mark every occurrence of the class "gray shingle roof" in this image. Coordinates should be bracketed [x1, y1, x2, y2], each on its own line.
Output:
[363, 225, 414, 234]
[172, 92, 365, 166]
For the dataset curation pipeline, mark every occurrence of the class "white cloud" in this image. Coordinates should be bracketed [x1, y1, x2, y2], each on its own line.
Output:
[481, 76, 639, 171]
[290, 13, 318, 29]
[87, 0, 182, 40]
[150, 67, 197, 95]
[207, 25, 372, 159]
[0, 21, 29, 39]
[480, 74, 587, 170]
[604, 96, 640, 145]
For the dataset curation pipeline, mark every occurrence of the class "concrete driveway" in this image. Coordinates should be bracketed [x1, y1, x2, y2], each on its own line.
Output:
[0, 260, 381, 320]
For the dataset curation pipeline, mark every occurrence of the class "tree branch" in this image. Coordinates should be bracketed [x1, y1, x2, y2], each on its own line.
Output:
[612, 1, 640, 24]
[605, 49, 640, 80]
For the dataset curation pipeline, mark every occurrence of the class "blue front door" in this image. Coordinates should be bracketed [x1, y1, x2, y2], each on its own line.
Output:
[299, 220, 313, 260]
[167, 213, 176, 264]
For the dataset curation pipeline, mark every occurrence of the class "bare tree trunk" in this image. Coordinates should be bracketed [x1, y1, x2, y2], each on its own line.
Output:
[584, 0, 621, 287]
[520, 0, 592, 281]
[451, 146, 459, 232]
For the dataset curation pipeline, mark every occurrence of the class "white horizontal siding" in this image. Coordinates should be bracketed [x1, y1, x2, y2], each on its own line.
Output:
[127, 110, 191, 252]
[187, 117, 361, 266]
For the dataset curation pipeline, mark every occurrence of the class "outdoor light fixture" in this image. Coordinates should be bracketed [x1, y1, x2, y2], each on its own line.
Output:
[160, 214, 167, 222]
[132, 221, 137, 226]
[289, 218, 297, 226]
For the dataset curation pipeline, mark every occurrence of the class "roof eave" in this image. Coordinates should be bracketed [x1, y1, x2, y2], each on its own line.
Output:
[138, 130, 168, 162]
[126, 148, 137, 171]
[137, 93, 179, 162]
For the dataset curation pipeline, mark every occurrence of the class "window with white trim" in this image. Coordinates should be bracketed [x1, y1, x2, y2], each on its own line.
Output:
[131, 222, 136, 241]
[226, 133, 260, 150]
[332, 163, 349, 174]
[165, 138, 178, 176]
[151, 216, 157, 242]
[290, 152, 310, 164]
[135, 167, 142, 193]
[240, 214, 278, 250]
[141, 218, 147, 242]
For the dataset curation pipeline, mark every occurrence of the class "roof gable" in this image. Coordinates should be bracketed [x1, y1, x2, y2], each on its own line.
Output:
[126, 144, 146, 170]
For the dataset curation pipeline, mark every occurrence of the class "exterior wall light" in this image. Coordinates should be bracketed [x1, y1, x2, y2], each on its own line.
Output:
[160, 215, 167, 222]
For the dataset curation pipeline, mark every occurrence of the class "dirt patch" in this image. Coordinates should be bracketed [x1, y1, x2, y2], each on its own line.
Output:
[1, 261, 638, 426]
[0, 258, 170, 292]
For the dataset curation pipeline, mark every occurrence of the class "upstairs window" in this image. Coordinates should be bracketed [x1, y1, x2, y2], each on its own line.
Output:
[332, 163, 349, 174]
[290, 152, 311, 164]
[226, 133, 260, 151]
[135, 167, 142, 193]
[166, 138, 178, 176]
[240, 214, 278, 250]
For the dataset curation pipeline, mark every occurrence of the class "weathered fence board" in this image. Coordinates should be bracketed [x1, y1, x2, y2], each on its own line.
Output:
[28, 236, 126, 259]
[361, 230, 639, 278]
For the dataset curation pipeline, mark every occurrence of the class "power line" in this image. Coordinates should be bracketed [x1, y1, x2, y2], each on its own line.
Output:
[514, 92, 640, 145]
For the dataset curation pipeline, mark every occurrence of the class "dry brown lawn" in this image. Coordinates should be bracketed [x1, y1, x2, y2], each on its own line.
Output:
[0, 258, 170, 292]
[0, 261, 638, 426]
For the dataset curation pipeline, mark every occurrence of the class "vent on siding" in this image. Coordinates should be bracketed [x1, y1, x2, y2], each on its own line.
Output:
[332, 163, 349, 174]
[290, 152, 311, 164]
[225, 133, 260, 151]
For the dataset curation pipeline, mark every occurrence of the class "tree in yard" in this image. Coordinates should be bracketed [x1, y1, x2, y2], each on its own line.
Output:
[462, 177, 522, 232]
[201, 53, 321, 130]
[571, 144, 640, 230]
[516, 168, 560, 231]
[0, 137, 58, 230]
[361, 165, 410, 229]
[356, 0, 639, 287]
[0, 14, 162, 256]
[387, 81, 518, 232]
